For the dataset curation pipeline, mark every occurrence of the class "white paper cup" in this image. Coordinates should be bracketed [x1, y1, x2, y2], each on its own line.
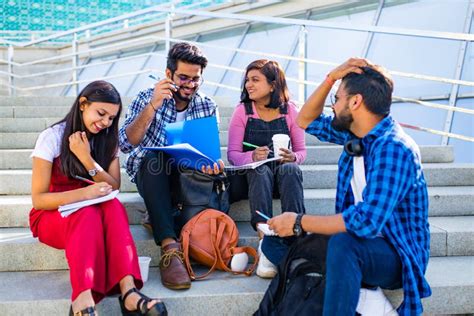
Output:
[138, 256, 152, 282]
[272, 134, 290, 158]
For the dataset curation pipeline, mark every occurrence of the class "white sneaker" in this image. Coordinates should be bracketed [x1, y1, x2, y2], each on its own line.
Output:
[356, 287, 398, 316]
[256, 239, 277, 278]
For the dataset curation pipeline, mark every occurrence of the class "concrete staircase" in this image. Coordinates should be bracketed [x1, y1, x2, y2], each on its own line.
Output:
[0, 97, 473, 315]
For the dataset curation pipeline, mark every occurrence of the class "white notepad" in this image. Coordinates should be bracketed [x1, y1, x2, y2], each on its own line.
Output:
[58, 190, 119, 218]
[257, 223, 278, 236]
[225, 157, 280, 171]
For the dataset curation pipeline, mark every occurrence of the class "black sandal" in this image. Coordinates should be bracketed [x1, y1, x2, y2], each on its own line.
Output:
[119, 288, 167, 316]
[69, 305, 97, 316]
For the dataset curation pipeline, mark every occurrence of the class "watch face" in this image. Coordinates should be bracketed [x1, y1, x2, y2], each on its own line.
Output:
[293, 226, 302, 236]
[88, 169, 97, 177]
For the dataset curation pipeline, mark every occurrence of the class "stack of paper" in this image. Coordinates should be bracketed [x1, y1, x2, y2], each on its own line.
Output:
[257, 223, 278, 236]
[58, 190, 119, 217]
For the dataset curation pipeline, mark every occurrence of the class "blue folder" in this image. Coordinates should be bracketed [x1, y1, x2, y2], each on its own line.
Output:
[144, 116, 221, 170]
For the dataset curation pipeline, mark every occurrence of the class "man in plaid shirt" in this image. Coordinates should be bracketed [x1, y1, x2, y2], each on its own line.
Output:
[268, 58, 431, 315]
[119, 42, 219, 291]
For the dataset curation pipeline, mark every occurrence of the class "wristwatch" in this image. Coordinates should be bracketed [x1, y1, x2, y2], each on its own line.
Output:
[293, 214, 304, 237]
[88, 163, 104, 177]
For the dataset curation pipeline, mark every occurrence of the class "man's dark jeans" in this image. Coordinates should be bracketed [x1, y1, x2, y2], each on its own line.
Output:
[323, 233, 402, 315]
[136, 151, 180, 245]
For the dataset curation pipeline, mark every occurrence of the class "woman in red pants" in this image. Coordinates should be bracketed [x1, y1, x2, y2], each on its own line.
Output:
[29, 80, 167, 316]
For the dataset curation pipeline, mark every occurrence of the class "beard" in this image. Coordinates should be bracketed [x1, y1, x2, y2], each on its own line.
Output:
[173, 87, 196, 102]
[331, 108, 353, 132]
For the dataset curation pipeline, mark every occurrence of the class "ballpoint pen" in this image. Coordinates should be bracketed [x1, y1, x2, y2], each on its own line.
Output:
[242, 141, 273, 153]
[148, 74, 179, 90]
[255, 210, 271, 221]
[73, 175, 95, 185]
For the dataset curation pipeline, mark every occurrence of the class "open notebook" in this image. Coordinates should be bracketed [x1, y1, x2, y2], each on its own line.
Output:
[224, 157, 281, 171]
[58, 190, 119, 218]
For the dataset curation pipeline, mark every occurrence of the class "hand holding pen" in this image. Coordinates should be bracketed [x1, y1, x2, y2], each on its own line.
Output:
[147, 74, 179, 111]
[244, 142, 272, 162]
[74, 175, 112, 198]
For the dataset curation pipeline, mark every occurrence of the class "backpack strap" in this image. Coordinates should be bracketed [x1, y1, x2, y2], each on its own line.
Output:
[182, 217, 221, 280]
[230, 246, 259, 276]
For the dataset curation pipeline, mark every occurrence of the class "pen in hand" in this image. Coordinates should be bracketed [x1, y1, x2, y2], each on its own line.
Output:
[256, 210, 271, 221]
[148, 74, 179, 90]
[74, 175, 95, 185]
[243, 142, 273, 153]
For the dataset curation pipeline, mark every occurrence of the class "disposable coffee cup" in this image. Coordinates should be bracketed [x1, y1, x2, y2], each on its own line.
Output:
[138, 256, 152, 282]
[272, 134, 290, 158]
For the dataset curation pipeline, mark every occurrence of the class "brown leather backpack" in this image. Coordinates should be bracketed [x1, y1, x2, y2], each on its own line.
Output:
[180, 208, 258, 280]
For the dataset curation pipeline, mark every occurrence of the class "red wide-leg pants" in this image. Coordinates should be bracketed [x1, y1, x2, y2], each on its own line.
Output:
[30, 198, 143, 302]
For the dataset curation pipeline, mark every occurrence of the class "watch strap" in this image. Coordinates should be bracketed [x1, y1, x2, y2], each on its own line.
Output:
[294, 213, 304, 236]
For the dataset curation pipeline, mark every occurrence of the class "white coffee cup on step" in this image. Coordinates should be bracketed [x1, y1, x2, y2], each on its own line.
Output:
[272, 134, 290, 158]
[138, 256, 152, 282]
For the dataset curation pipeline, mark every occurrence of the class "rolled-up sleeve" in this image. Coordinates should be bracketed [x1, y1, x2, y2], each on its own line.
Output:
[119, 90, 149, 153]
[305, 113, 348, 146]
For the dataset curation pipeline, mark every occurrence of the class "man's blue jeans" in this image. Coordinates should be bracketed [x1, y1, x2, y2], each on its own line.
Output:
[261, 235, 296, 265]
[323, 233, 402, 316]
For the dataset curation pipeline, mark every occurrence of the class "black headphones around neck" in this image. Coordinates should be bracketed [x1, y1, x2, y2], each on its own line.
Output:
[344, 138, 364, 157]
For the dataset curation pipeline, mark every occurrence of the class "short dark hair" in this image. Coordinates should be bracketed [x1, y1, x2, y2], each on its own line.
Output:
[240, 59, 290, 113]
[166, 42, 208, 73]
[56, 80, 122, 178]
[342, 66, 393, 116]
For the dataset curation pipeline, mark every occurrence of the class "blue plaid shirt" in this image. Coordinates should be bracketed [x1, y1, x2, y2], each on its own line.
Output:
[119, 88, 218, 182]
[306, 114, 431, 316]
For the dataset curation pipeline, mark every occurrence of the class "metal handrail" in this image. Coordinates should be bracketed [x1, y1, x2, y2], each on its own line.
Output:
[1, 33, 474, 89]
[2, 5, 473, 48]
[1, 3, 473, 143]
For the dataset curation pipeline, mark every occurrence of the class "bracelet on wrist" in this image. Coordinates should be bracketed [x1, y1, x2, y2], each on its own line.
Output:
[149, 102, 158, 111]
[325, 74, 336, 86]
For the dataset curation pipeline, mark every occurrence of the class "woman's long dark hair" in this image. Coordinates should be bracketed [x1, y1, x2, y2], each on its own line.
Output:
[240, 59, 290, 114]
[55, 80, 122, 178]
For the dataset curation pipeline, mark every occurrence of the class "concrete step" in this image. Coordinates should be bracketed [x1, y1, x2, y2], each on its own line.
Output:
[1, 216, 473, 272]
[1, 163, 473, 195]
[2, 187, 473, 228]
[0, 116, 234, 132]
[0, 223, 252, 272]
[0, 163, 473, 196]
[0, 256, 472, 315]
[0, 131, 327, 148]
[0, 145, 455, 170]
[0, 96, 235, 108]
[0, 104, 239, 119]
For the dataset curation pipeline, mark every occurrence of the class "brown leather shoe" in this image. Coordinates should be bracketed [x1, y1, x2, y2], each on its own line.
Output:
[159, 242, 191, 290]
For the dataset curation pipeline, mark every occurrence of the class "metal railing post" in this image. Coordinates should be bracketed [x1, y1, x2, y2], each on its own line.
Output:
[165, 5, 174, 54]
[298, 25, 308, 105]
[165, 14, 171, 53]
[72, 32, 79, 96]
[7, 45, 14, 96]
[441, 6, 473, 145]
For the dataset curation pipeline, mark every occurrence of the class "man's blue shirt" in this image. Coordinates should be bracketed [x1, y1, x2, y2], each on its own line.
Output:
[306, 113, 431, 315]
[119, 88, 217, 182]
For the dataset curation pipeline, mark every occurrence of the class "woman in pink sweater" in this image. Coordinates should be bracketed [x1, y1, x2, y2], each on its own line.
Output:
[227, 59, 307, 278]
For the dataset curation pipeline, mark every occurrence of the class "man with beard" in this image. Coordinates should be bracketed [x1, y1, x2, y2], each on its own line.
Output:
[119, 42, 220, 290]
[267, 58, 431, 315]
